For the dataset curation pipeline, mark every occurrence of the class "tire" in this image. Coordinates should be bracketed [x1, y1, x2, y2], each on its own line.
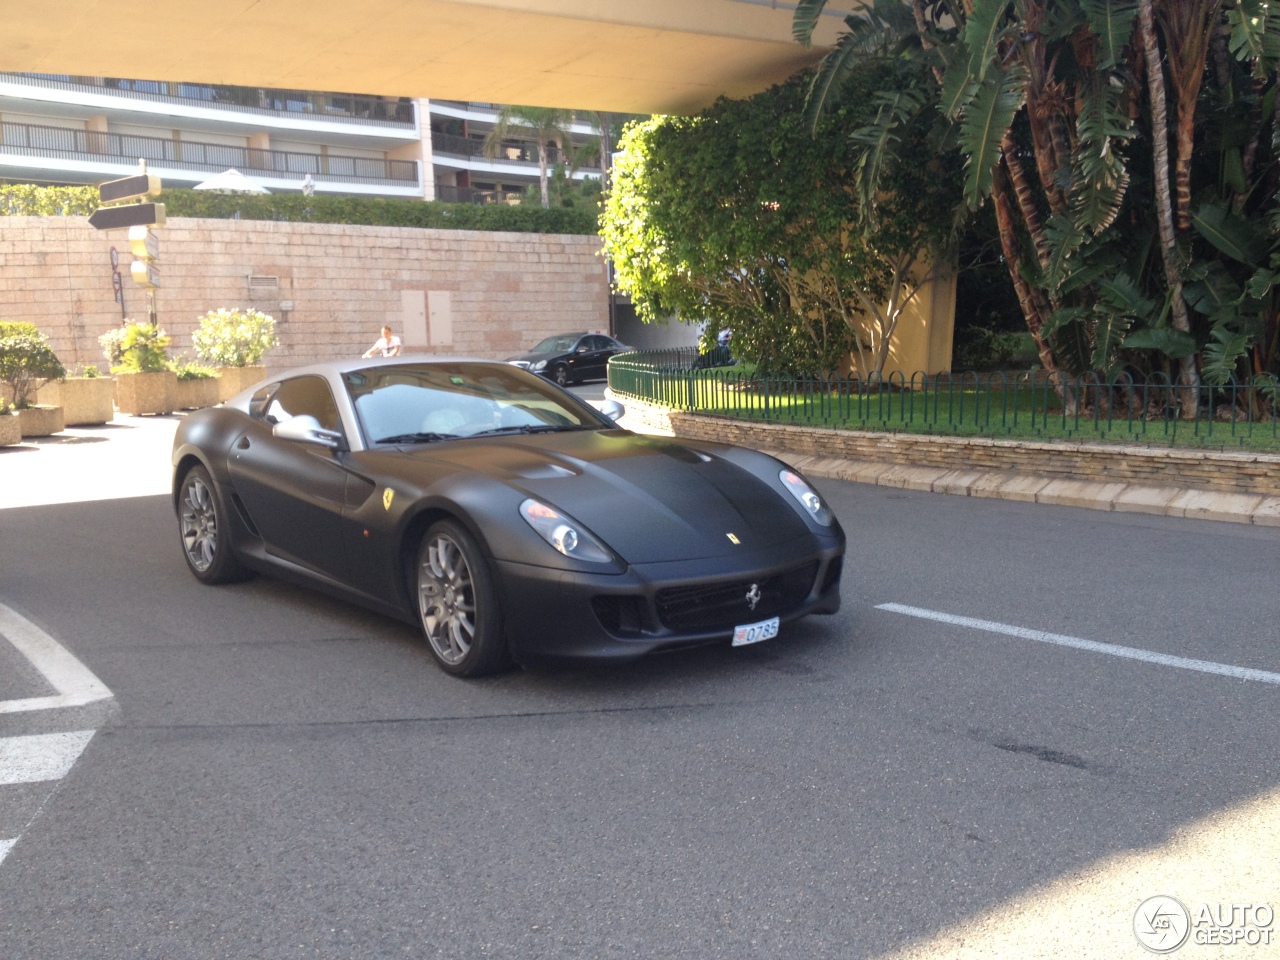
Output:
[415, 520, 510, 677]
[552, 364, 570, 387]
[177, 465, 250, 584]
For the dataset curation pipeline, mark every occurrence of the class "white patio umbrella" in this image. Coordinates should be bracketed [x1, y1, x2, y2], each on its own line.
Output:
[192, 169, 270, 194]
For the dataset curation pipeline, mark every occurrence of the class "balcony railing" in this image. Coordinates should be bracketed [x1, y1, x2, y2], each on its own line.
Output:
[431, 131, 558, 165]
[0, 72, 416, 127]
[0, 120, 419, 186]
[435, 184, 525, 204]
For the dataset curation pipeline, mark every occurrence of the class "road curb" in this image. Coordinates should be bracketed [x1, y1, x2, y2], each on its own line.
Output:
[761, 450, 1280, 526]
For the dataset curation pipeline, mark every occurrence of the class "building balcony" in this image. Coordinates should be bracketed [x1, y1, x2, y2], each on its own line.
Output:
[0, 119, 419, 190]
[0, 73, 417, 137]
[430, 131, 597, 181]
[435, 183, 524, 204]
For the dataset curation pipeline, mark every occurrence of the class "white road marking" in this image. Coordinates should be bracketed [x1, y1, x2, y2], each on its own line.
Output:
[0, 731, 96, 786]
[876, 602, 1280, 686]
[0, 838, 15, 865]
[0, 601, 112, 713]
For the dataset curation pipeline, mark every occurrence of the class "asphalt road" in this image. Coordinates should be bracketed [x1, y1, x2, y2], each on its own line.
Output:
[1, 407, 1278, 959]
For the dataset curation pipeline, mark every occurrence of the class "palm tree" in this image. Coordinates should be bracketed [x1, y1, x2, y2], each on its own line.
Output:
[483, 106, 575, 208]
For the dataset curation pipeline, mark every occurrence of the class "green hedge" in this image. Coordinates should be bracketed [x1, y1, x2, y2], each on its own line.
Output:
[0, 185, 600, 235]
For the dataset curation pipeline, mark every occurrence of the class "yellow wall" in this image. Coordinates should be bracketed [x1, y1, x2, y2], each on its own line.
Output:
[845, 253, 957, 381]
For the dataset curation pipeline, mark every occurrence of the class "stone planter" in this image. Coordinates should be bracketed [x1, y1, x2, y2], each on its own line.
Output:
[0, 411, 20, 446]
[175, 376, 221, 410]
[216, 365, 268, 402]
[37, 378, 115, 425]
[115, 371, 177, 415]
[16, 404, 65, 437]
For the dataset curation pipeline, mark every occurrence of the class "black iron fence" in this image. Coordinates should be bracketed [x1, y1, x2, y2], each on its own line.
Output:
[607, 349, 1280, 449]
[0, 120, 418, 186]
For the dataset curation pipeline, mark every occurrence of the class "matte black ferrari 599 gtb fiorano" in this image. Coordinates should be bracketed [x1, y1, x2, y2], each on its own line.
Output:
[172, 358, 845, 676]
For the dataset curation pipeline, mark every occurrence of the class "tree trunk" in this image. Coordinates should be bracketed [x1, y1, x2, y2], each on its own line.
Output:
[1139, 0, 1201, 416]
[598, 112, 611, 191]
[1001, 131, 1051, 268]
[538, 135, 550, 208]
[992, 162, 1072, 409]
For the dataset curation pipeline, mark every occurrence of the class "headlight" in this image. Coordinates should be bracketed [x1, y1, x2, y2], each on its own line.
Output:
[531, 360, 547, 372]
[779, 470, 834, 526]
[519, 499, 613, 563]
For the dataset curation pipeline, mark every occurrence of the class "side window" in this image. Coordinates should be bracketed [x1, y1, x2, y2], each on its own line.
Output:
[248, 383, 278, 420]
[263, 376, 342, 433]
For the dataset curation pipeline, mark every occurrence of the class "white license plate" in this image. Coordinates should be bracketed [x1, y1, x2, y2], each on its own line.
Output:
[732, 616, 780, 647]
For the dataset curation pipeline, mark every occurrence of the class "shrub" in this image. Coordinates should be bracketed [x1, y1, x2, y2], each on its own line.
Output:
[0, 323, 66, 408]
[0, 185, 599, 235]
[99, 326, 128, 367]
[81, 364, 101, 378]
[170, 359, 218, 381]
[113, 322, 171, 373]
[192, 308, 278, 367]
[0, 185, 98, 216]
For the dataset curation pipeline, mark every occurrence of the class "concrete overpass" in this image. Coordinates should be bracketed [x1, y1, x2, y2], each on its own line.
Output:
[0, 0, 857, 113]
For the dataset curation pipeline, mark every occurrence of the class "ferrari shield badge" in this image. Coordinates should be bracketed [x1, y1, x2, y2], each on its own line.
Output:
[382, 487, 395, 511]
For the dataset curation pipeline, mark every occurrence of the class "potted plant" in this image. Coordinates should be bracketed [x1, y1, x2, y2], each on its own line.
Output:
[111, 321, 177, 415]
[171, 359, 221, 410]
[0, 397, 20, 447]
[192, 308, 278, 402]
[0, 320, 66, 437]
[36, 362, 115, 426]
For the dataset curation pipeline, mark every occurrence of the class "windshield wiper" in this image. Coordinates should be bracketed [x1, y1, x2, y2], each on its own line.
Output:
[374, 431, 458, 445]
[466, 424, 588, 438]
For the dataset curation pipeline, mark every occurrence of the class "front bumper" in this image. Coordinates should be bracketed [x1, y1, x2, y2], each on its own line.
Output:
[493, 535, 844, 662]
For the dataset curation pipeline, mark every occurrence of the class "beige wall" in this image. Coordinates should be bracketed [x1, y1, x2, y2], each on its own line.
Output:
[846, 254, 957, 380]
[0, 216, 609, 370]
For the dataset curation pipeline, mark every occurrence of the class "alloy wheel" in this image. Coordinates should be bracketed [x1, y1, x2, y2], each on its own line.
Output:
[180, 474, 218, 572]
[418, 533, 477, 665]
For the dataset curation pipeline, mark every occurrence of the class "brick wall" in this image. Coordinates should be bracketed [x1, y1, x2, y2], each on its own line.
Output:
[611, 395, 1280, 496]
[0, 216, 608, 369]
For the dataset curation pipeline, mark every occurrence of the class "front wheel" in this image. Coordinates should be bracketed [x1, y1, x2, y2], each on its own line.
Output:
[416, 521, 510, 677]
[552, 364, 570, 386]
[177, 465, 250, 584]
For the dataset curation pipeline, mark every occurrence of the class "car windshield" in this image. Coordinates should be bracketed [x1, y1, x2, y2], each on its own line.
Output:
[344, 362, 607, 445]
[529, 335, 581, 354]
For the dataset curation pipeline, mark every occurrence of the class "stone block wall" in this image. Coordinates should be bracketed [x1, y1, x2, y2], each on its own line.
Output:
[666, 412, 1280, 496]
[0, 216, 609, 370]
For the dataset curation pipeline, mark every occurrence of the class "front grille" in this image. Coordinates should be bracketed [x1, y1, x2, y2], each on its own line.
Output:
[655, 562, 819, 632]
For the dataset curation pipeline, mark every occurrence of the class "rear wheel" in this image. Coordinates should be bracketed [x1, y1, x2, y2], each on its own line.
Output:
[416, 520, 510, 676]
[177, 465, 250, 584]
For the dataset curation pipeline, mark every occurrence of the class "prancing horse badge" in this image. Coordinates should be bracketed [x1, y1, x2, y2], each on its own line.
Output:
[382, 487, 395, 511]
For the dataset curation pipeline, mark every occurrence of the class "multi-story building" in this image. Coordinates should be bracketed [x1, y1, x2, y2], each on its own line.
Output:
[0, 72, 605, 203]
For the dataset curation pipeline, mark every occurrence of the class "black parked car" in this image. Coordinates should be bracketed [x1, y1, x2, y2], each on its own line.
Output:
[171, 358, 845, 677]
[506, 332, 631, 385]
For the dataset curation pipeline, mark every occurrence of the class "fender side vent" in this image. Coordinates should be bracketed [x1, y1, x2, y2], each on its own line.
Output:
[230, 494, 261, 538]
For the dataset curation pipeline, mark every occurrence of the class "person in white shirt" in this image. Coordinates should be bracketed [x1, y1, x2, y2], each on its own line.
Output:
[363, 325, 402, 358]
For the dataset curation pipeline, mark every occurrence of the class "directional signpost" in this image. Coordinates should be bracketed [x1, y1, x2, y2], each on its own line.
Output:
[90, 161, 163, 325]
[88, 201, 166, 232]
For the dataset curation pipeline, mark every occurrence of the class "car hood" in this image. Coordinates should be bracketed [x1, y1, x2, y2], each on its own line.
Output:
[404, 431, 809, 564]
[506, 350, 561, 364]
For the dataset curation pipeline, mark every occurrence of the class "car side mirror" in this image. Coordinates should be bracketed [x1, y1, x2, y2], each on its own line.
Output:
[273, 414, 345, 451]
[577, 344, 591, 353]
[597, 399, 625, 423]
